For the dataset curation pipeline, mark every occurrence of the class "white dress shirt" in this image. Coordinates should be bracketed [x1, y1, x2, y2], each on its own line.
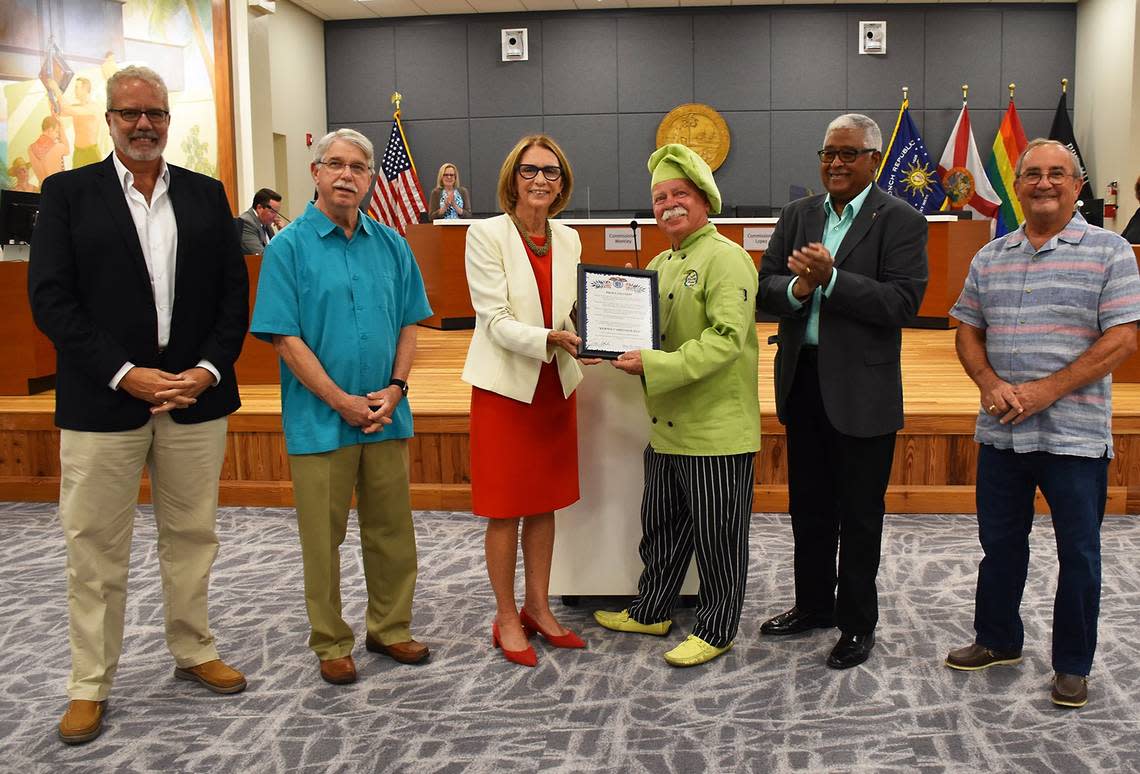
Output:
[109, 153, 219, 389]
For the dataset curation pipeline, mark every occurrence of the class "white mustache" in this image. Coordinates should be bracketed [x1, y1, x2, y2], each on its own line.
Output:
[661, 206, 687, 222]
[130, 131, 159, 141]
[333, 182, 358, 194]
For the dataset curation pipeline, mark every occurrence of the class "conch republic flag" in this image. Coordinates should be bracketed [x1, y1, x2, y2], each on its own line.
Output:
[876, 98, 947, 214]
[984, 99, 1028, 237]
[937, 101, 1000, 221]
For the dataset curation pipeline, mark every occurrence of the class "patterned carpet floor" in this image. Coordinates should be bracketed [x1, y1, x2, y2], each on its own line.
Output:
[1, 502, 1139, 773]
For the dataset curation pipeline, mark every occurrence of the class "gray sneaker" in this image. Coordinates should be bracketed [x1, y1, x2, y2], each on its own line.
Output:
[1051, 673, 1088, 708]
[944, 643, 1022, 671]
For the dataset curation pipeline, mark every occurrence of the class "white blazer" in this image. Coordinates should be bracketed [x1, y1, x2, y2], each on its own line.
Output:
[461, 213, 584, 403]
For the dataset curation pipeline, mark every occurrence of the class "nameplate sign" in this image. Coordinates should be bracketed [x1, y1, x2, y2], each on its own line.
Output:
[743, 227, 774, 252]
[604, 228, 642, 251]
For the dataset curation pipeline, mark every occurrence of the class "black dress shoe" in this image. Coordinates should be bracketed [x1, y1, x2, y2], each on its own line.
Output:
[760, 606, 835, 636]
[826, 632, 875, 669]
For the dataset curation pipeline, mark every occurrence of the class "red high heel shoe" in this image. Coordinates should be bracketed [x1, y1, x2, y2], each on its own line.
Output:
[519, 607, 587, 649]
[492, 621, 537, 667]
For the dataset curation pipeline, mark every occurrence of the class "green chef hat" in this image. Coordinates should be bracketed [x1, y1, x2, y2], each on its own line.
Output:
[647, 143, 722, 215]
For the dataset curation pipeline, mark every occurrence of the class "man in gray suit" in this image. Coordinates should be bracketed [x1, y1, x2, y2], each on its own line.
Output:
[756, 113, 928, 669]
[238, 187, 282, 254]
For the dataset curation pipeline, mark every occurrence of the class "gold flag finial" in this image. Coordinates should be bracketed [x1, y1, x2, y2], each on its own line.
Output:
[1008, 83, 1016, 100]
[962, 84, 969, 102]
[902, 85, 909, 102]
[1061, 78, 1068, 94]
[391, 92, 403, 112]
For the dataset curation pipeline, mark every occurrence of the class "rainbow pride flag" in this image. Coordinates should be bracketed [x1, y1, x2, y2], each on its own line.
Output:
[984, 99, 1028, 236]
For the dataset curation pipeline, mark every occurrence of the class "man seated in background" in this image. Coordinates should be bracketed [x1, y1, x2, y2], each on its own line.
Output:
[239, 187, 283, 254]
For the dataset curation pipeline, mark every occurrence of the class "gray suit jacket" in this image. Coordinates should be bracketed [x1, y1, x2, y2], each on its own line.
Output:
[757, 185, 928, 438]
[239, 207, 270, 254]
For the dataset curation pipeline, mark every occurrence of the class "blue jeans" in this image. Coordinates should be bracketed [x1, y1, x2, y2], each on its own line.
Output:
[973, 444, 1108, 676]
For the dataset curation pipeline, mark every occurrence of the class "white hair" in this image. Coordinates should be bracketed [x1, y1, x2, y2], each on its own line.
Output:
[824, 113, 883, 151]
[312, 128, 375, 169]
[106, 66, 169, 111]
[1015, 138, 1081, 178]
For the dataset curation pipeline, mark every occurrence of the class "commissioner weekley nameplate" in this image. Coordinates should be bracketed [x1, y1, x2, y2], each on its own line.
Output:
[577, 264, 660, 360]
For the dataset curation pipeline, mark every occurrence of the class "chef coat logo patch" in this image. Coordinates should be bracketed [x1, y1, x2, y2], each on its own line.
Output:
[683, 269, 698, 288]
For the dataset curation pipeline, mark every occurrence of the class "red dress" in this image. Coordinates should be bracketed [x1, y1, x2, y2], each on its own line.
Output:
[470, 232, 580, 518]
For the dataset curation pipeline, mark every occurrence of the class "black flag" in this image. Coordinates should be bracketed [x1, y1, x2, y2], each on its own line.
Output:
[1048, 90, 1095, 209]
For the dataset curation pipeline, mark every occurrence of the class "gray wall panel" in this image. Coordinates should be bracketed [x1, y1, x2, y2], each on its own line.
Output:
[324, 7, 1079, 223]
[771, 112, 834, 206]
[618, 113, 665, 212]
[1018, 110, 1060, 145]
[925, 10, 1004, 110]
[326, 25, 394, 125]
[543, 17, 618, 116]
[715, 112, 771, 212]
[401, 119, 473, 211]
[694, 14, 770, 112]
[847, 11, 926, 111]
[394, 23, 469, 120]
[469, 117, 543, 214]
[771, 11, 847, 112]
[468, 20, 543, 118]
[1002, 9, 1077, 111]
[618, 15, 693, 113]
[543, 115, 619, 213]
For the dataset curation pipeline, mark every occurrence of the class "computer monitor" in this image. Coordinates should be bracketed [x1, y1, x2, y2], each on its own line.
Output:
[0, 189, 41, 245]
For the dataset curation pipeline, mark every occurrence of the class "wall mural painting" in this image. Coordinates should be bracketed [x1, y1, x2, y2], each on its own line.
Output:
[0, 0, 219, 191]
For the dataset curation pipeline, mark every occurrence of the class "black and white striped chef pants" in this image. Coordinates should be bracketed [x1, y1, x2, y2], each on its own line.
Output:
[627, 446, 756, 648]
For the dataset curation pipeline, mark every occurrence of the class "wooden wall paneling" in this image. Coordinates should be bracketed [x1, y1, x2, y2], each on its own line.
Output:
[213, 0, 237, 212]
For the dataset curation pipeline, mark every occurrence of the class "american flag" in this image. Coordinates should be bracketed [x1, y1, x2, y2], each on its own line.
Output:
[368, 112, 427, 234]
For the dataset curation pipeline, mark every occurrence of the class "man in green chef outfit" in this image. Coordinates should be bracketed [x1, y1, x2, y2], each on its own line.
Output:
[594, 144, 760, 667]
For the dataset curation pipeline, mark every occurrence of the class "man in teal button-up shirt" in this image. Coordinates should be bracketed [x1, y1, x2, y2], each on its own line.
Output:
[251, 129, 433, 685]
[757, 114, 928, 671]
[594, 145, 760, 668]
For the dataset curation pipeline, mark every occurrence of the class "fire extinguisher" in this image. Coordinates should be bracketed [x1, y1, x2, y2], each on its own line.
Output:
[1105, 180, 1119, 220]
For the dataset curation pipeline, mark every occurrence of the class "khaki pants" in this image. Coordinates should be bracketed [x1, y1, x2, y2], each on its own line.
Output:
[59, 414, 228, 700]
[289, 440, 418, 660]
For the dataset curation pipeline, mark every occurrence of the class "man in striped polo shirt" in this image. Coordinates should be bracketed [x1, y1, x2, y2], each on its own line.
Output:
[945, 139, 1140, 709]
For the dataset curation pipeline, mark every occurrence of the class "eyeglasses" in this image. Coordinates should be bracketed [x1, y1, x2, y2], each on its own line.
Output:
[817, 148, 876, 164]
[316, 159, 372, 176]
[1018, 170, 1074, 186]
[442, 172, 456, 177]
[108, 108, 170, 124]
[517, 164, 563, 181]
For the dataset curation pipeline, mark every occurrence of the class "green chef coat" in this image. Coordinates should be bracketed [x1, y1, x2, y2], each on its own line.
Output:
[640, 223, 760, 456]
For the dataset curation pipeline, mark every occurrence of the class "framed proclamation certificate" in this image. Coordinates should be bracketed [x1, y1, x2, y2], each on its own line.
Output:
[576, 264, 660, 360]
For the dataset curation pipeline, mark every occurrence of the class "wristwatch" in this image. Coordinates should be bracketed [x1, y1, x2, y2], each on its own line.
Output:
[389, 378, 408, 397]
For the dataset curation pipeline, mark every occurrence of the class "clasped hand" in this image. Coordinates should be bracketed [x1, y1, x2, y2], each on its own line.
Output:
[337, 387, 402, 434]
[120, 366, 213, 415]
[980, 377, 1058, 425]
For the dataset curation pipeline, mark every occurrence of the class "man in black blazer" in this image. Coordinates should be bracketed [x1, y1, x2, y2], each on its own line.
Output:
[29, 66, 249, 745]
[757, 114, 928, 669]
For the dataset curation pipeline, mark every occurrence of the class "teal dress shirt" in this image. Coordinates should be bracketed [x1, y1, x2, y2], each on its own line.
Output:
[250, 203, 432, 455]
[785, 182, 874, 344]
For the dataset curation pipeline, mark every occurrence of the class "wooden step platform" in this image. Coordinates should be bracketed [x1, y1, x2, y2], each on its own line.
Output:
[4, 324, 1140, 514]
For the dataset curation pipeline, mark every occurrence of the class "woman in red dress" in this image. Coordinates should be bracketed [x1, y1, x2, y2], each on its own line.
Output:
[462, 135, 590, 666]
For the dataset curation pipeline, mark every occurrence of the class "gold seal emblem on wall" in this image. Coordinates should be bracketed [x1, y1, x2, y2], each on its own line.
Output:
[656, 104, 730, 171]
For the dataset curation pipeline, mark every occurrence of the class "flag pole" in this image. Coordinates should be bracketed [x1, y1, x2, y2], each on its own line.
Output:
[390, 91, 421, 180]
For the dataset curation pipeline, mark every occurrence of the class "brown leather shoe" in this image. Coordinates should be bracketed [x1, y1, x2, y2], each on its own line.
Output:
[1051, 672, 1089, 708]
[174, 659, 247, 694]
[319, 655, 357, 685]
[58, 700, 106, 745]
[365, 635, 430, 664]
[944, 643, 1022, 671]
